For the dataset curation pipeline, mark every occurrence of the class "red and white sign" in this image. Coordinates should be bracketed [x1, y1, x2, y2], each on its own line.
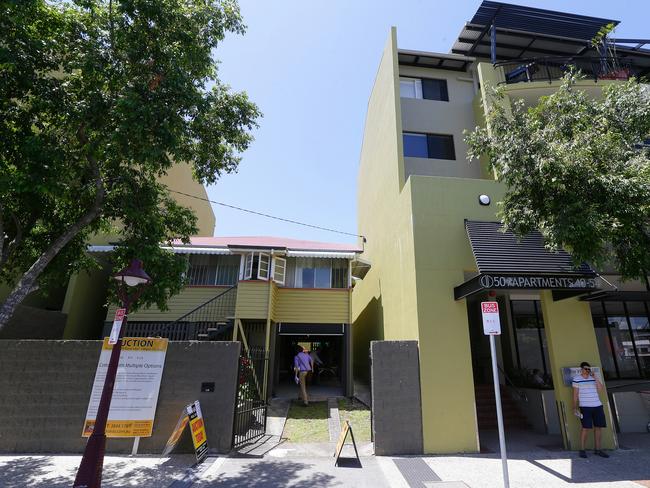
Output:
[108, 308, 126, 345]
[481, 301, 501, 335]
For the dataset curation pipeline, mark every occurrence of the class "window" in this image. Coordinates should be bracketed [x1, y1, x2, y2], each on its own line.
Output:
[187, 255, 240, 286]
[510, 300, 549, 378]
[403, 132, 455, 160]
[590, 300, 650, 379]
[287, 257, 349, 289]
[399, 77, 449, 101]
[272, 257, 286, 285]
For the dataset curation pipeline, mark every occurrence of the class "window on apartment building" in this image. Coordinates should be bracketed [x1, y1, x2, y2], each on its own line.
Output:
[403, 132, 455, 160]
[187, 254, 240, 286]
[399, 77, 449, 101]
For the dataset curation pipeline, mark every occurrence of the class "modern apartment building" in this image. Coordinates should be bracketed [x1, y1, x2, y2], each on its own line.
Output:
[353, 1, 650, 454]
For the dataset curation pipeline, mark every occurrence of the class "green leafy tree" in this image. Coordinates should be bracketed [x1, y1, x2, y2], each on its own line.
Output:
[0, 0, 260, 329]
[465, 72, 650, 280]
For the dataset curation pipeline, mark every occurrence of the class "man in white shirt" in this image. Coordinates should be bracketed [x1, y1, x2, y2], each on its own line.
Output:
[572, 361, 609, 459]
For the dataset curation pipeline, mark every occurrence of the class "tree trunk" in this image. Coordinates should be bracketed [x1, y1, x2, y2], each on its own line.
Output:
[0, 183, 104, 331]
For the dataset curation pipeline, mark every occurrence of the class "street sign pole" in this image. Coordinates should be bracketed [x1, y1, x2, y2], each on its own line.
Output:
[481, 301, 509, 488]
[489, 333, 510, 488]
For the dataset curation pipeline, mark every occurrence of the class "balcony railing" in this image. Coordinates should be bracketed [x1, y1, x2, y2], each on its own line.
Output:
[495, 56, 637, 85]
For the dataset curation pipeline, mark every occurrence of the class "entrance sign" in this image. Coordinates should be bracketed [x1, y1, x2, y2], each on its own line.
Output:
[334, 420, 360, 467]
[188, 401, 209, 462]
[454, 273, 600, 300]
[108, 308, 126, 345]
[83, 338, 168, 438]
[482, 303, 510, 488]
[481, 301, 501, 335]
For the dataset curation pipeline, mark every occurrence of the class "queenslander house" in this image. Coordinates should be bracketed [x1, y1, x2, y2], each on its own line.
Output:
[352, 1, 650, 454]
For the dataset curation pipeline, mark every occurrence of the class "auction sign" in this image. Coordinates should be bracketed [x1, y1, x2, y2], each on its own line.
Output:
[82, 337, 168, 438]
[188, 401, 209, 462]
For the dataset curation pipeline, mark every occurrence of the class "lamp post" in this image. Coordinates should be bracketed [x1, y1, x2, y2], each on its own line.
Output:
[73, 259, 151, 488]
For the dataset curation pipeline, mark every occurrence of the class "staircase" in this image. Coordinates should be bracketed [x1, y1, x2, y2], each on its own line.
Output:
[107, 285, 237, 341]
[475, 384, 530, 430]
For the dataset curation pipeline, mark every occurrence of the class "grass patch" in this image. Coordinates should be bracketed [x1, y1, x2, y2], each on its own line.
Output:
[338, 398, 371, 442]
[281, 401, 329, 443]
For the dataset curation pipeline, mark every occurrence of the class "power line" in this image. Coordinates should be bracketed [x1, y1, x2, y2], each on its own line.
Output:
[168, 189, 365, 240]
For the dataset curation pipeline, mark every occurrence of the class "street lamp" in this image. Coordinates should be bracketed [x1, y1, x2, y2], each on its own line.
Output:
[73, 259, 151, 488]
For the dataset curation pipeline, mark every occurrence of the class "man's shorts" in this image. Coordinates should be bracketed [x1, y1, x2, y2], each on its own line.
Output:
[580, 405, 606, 429]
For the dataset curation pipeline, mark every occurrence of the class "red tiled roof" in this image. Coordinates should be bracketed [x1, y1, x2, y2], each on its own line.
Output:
[173, 236, 362, 253]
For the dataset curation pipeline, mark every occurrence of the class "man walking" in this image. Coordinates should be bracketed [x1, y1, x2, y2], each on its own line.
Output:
[294, 346, 313, 406]
[572, 361, 609, 458]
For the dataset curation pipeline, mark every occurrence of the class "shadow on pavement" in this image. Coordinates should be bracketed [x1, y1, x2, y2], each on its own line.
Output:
[201, 459, 339, 487]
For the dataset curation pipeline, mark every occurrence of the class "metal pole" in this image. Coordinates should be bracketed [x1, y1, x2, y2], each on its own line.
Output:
[489, 334, 510, 488]
[131, 437, 140, 456]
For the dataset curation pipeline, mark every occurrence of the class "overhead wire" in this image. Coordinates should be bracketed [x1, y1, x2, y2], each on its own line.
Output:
[168, 189, 366, 241]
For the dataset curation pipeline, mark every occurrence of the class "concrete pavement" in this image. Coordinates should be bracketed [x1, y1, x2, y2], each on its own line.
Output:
[3, 444, 650, 487]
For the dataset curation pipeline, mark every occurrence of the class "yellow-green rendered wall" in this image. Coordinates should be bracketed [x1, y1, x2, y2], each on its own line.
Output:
[62, 267, 111, 339]
[353, 28, 420, 381]
[540, 291, 617, 450]
[409, 176, 505, 453]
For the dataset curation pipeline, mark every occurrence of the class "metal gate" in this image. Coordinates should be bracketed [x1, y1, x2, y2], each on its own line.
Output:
[232, 346, 268, 448]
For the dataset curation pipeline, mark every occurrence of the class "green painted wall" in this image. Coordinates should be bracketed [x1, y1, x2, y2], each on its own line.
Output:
[540, 291, 617, 450]
[62, 267, 111, 339]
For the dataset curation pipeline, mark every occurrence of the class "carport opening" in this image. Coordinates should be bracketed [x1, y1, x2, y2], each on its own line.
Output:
[272, 324, 347, 399]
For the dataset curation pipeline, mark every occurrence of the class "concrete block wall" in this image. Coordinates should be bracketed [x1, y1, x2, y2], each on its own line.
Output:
[0, 340, 240, 454]
[370, 340, 423, 455]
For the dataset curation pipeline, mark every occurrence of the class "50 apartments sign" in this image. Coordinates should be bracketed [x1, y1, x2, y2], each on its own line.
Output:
[478, 274, 598, 290]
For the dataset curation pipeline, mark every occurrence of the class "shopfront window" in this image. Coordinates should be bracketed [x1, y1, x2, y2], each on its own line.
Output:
[590, 300, 650, 379]
[510, 300, 550, 378]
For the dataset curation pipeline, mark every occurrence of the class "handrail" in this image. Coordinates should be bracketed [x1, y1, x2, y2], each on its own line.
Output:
[497, 365, 528, 402]
[149, 284, 237, 337]
[493, 55, 636, 85]
[607, 381, 650, 391]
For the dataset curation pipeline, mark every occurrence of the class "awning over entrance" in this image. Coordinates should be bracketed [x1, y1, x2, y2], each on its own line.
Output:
[454, 221, 600, 300]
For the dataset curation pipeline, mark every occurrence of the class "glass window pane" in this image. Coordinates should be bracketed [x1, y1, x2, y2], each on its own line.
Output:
[400, 79, 419, 98]
[422, 79, 449, 101]
[628, 303, 650, 377]
[607, 314, 639, 377]
[403, 133, 428, 158]
[516, 329, 544, 371]
[301, 268, 315, 288]
[315, 268, 330, 288]
[427, 134, 455, 160]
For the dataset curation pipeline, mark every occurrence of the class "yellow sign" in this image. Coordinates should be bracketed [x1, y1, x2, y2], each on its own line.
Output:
[188, 401, 209, 462]
[83, 337, 168, 438]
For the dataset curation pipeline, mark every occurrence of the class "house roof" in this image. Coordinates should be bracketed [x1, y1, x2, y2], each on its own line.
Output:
[172, 236, 363, 253]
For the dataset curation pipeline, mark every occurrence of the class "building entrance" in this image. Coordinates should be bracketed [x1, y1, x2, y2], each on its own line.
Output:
[271, 323, 349, 399]
[467, 293, 562, 449]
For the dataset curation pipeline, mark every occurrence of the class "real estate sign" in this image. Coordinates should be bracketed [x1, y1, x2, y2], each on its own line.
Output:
[82, 337, 168, 438]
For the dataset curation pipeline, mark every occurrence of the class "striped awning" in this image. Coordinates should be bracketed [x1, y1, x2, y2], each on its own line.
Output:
[87, 245, 230, 255]
[454, 221, 599, 300]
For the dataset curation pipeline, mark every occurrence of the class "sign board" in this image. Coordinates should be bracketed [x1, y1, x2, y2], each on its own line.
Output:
[161, 410, 190, 457]
[481, 301, 501, 335]
[83, 337, 168, 438]
[334, 420, 359, 467]
[108, 308, 126, 345]
[188, 401, 209, 462]
[561, 366, 602, 386]
[161, 401, 209, 462]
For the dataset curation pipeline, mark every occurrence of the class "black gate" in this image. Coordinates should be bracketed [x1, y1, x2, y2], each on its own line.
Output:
[232, 346, 268, 448]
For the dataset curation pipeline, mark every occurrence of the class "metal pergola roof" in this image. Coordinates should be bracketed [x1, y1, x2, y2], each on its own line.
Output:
[452, 1, 619, 60]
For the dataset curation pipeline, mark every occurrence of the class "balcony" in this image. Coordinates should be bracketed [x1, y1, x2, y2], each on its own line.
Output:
[495, 56, 638, 85]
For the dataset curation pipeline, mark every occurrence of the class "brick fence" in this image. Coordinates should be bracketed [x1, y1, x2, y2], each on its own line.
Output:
[0, 340, 240, 454]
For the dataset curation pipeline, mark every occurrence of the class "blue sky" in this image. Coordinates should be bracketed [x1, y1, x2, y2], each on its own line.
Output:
[207, 0, 648, 245]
